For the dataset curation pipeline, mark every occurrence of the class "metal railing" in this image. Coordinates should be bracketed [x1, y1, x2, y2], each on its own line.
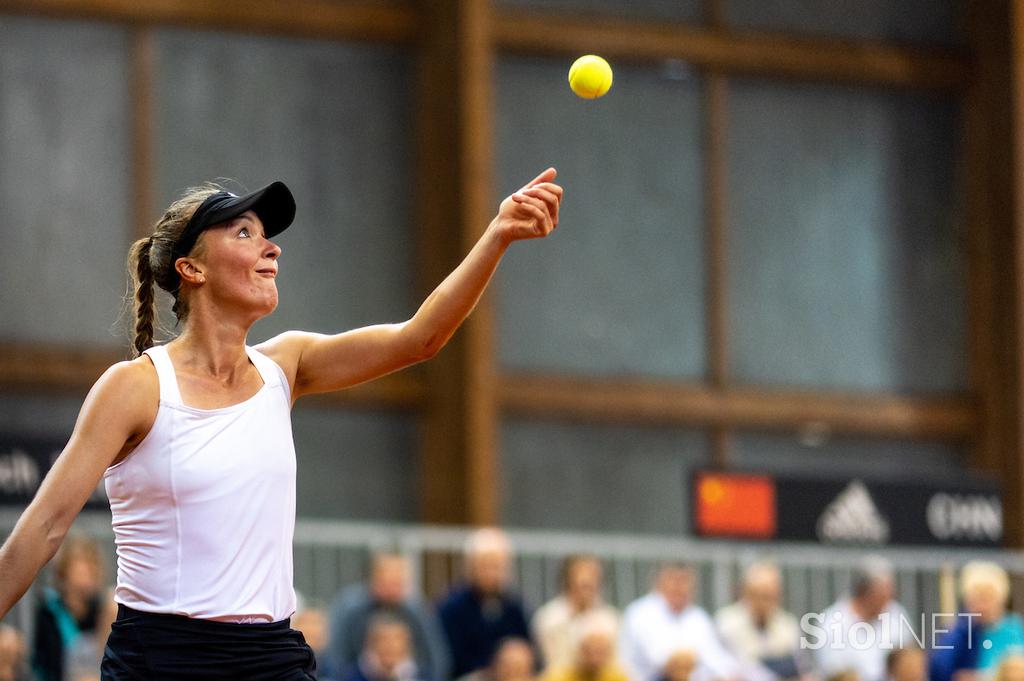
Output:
[6, 510, 1024, 639]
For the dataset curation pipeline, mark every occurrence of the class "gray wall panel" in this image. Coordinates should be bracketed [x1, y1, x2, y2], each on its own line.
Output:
[726, 0, 961, 46]
[155, 30, 416, 343]
[496, 57, 706, 378]
[501, 419, 708, 534]
[0, 18, 132, 347]
[732, 432, 966, 483]
[291, 405, 418, 521]
[728, 81, 966, 394]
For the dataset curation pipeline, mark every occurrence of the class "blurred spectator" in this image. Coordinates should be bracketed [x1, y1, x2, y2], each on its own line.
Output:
[439, 529, 532, 679]
[329, 553, 449, 681]
[619, 562, 739, 681]
[533, 555, 619, 670]
[824, 671, 860, 681]
[344, 614, 431, 681]
[0, 625, 28, 681]
[295, 605, 332, 678]
[885, 648, 925, 681]
[460, 639, 536, 681]
[994, 655, 1024, 681]
[929, 561, 1024, 681]
[814, 557, 910, 681]
[540, 612, 626, 681]
[31, 536, 108, 681]
[660, 651, 698, 681]
[715, 561, 804, 678]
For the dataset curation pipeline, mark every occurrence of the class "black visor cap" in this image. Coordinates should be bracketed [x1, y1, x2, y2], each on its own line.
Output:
[172, 181, 296, 261]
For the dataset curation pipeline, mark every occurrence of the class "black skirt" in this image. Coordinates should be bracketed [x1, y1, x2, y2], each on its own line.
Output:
[100, 604, 318, 680]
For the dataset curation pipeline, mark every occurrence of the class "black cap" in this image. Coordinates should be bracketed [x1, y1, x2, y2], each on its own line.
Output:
[172, 181, 296, 262]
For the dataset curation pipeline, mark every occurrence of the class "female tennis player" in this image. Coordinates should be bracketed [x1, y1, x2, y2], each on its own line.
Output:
[0, 168, 562, 679]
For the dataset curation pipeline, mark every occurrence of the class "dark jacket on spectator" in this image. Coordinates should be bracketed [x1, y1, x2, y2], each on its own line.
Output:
[31, 587, 99, 681]
[328, 584, 450, 681]
[437, 585, 531, 679]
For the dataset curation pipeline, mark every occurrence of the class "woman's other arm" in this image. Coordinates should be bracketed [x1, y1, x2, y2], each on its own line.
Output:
[0, 359, 156, 618]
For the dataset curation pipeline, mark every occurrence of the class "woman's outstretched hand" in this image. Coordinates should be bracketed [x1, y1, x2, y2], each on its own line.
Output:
[493, 167, 563, 243]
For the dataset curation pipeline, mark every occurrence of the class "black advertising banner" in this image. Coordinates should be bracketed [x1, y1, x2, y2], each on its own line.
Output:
[0, 433, 107, 509]
[694, 470, 1001, 548]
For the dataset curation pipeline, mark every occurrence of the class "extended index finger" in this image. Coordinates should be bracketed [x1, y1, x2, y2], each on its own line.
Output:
[521, 167, 557, 190]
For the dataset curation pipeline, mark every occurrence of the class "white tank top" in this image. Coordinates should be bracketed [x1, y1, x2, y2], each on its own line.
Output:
[103, 343, 297, 623]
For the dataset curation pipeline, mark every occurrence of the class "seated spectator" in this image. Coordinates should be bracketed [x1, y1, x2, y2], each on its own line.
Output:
[344, 614, 432, 681]
[330, 552, 449, 681]
[814, 557, 911, 681]
[660, 650, 698, 681]
[930, 561, 1024, 681]
[715, 561, 803, 678]
[0, 625, 27, 681]
[885, 649, 925, 681]
[995, 655, 1024, 681]
[619, 562, 739, 681]
[533, 555, 619, 670]
[32, 535, 109, 681]
[460, 638, 536, 681]
[439, 529, 532, 679]
[541, 612, 627, 681]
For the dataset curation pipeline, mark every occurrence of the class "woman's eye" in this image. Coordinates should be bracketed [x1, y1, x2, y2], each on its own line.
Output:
[238, 227, 250, 238]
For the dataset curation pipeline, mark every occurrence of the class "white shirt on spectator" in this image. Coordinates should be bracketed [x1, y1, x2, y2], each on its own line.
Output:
[814, 598, 912, 681]
[714, 601, 801, 665]
[620, 593, 739, 681]
[532, 596, 620, 669]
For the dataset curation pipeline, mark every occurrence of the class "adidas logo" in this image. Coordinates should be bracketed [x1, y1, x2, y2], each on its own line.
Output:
[816, 480, 890, 544]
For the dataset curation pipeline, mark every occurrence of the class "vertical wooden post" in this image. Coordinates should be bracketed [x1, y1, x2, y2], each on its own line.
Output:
[416, 0, 499, 526]
[705, 72, 731, 467]
[966, 0, 1024, 547]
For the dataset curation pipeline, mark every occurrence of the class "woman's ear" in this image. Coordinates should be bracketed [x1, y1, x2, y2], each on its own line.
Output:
[175, 257, 206, 286]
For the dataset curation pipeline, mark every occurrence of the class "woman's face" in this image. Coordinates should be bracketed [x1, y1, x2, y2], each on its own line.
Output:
[191, 210, 282, 319]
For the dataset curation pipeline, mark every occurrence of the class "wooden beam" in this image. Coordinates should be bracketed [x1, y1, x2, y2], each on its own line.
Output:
[493, 10, 969, 90]
[500, 374, 976, 440]
[0, 0, 417, 43]
[0, 343, 427, 409]
[415, 0, 499, 526]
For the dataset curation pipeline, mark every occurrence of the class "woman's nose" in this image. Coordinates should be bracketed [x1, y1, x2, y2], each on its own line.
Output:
[265, 240, 281, 260]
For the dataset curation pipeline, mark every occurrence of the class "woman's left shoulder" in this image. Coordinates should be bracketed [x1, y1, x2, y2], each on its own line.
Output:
[253, 331, 312, 388]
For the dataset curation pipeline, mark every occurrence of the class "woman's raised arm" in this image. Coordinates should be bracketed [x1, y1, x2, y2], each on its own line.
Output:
[259, 168, 563, 400]
[0, 358, 156, 619]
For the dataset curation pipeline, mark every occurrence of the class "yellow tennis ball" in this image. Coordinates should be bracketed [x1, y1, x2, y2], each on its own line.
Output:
[568, 55, 613, 99]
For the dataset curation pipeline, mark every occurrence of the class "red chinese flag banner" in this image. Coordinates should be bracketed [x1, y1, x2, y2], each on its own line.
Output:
[695, 472, 777, 539]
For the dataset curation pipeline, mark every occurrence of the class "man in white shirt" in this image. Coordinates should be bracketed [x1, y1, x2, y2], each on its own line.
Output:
[532, 554, 620, 670]
[715, 561, 803, 677]
[620, 562, 740, 681]
[811, 557, 913, 681]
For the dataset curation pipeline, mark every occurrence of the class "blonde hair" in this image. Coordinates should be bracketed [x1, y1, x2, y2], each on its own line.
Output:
[960, 561, 1010, 602]
[126, 183, 224, 357]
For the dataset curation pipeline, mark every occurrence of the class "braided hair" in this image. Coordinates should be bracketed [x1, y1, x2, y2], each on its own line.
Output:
[126, 184, 224, 357]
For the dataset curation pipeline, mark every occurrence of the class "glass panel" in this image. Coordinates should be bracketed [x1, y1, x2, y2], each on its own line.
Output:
[291, 405, 418, 521]
[732, 432, 967, 482]
[0, 18, 131, 347]
[495, 0, 701, 23]
[496, 56, 706, 378]
[155, 30, 416, 342]
[728, 79, 966, 393]
[726, 0, 962, 47]
[501, 418, 709, 533]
